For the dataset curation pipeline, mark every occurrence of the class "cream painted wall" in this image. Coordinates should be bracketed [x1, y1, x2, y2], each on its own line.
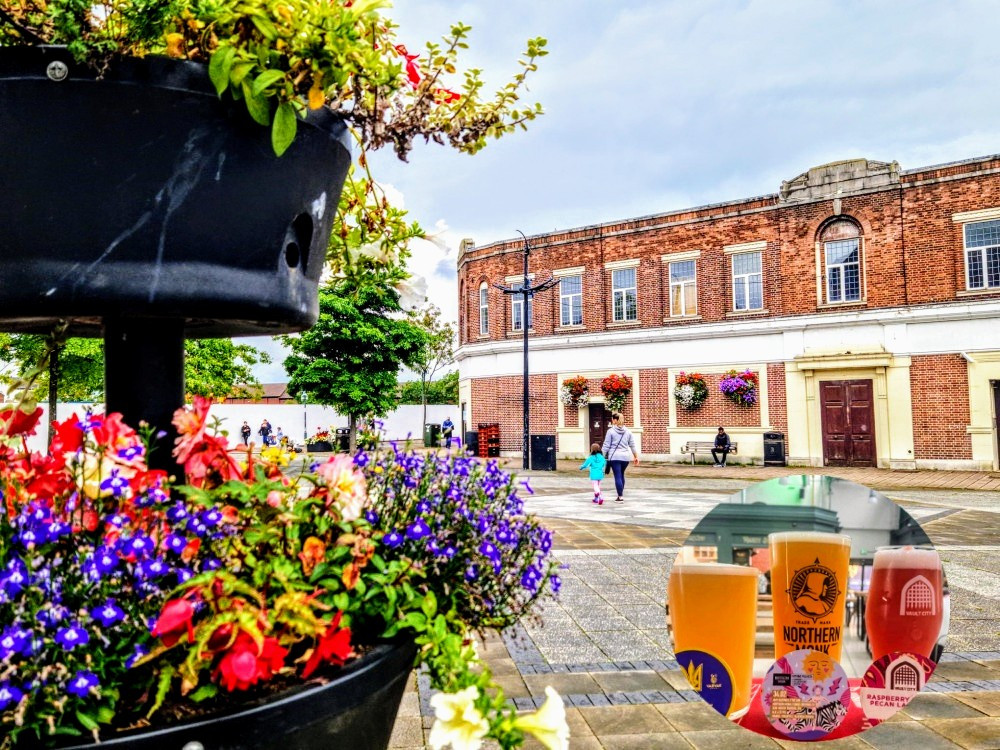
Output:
[965, 352, 1000, 471]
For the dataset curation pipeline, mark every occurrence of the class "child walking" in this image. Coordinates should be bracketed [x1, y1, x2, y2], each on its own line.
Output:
[579, 443, 607, 505]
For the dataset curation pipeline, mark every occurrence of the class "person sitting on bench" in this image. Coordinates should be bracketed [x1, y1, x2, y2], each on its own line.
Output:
[712, 426, 731, 467]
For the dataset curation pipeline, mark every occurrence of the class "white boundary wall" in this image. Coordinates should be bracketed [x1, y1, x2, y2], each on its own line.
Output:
[20, 402, 459, 454]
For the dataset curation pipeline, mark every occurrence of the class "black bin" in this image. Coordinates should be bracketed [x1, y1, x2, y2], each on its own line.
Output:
[335, 427, 350, 452]
[530, 435, 557, 471]
[424, 423, 441, 447]
[763, 431, 785, 466]
[465, 431, 479, 456]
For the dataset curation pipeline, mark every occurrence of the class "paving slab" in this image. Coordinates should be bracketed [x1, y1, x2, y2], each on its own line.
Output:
[921, 717, 1000, 749]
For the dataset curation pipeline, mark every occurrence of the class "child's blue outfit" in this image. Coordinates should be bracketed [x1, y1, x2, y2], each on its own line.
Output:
[579, 453, 607, 504]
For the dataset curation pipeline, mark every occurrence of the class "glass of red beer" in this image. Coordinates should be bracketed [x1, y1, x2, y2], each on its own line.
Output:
[865, 545, 943, 661]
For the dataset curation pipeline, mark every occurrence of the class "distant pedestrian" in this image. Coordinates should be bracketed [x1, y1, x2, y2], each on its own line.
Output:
[579, 442, 607, 505]
[602, 412, 639, 503]
[275, 426, 285, 446]
[441, 416, 454, 447]
[712, 426, 731, 467]
[240, 420, 252, 446]
[258, 419, 273, 447]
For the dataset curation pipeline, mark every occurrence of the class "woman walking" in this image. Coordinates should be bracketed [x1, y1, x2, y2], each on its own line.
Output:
[602, 411, 640, 503]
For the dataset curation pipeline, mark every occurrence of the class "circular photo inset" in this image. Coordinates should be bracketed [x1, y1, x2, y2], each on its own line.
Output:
[666, 475, 949, 742]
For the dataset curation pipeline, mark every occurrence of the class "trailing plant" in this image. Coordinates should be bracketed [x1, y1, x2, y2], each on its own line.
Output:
[599, 374, 632, 415]
[674, 371, 708, 410]
[559, 376, 589, 408]
[719, 369, 759, 407]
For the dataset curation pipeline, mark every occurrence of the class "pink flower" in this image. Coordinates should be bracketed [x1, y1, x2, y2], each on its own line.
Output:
[316, 455, 367, 522]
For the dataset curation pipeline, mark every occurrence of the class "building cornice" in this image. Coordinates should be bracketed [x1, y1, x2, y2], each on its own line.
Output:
[454, 298, 1000, 361]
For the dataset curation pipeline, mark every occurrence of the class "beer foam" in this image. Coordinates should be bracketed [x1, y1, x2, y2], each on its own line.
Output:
[873, 546, 941, 569]
[670, 563, 761, 576]
[769, 531, 851, 546]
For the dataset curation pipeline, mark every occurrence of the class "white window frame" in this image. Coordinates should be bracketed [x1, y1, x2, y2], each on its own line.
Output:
[731, 251, 763, 311]
[478, 283, 489, 335]
[511, 282, 533, 331]
[823, 237, 862, 303]
[611, 268, 638, 322]
[963, 219, 1000, 291]
[559, 275, 583, 326]
[668, 260, 698, 317]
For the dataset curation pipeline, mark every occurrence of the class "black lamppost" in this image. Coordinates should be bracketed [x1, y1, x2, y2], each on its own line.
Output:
[496, 231, 558, 470]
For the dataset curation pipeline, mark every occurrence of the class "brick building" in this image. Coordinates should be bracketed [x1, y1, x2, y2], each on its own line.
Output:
[455, 156, 1000, 470]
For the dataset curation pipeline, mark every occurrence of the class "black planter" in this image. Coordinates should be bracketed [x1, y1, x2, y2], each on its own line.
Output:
[307, 440, 334, 452]
[24, 640, 416, 750]
[0, 46, 352, 338]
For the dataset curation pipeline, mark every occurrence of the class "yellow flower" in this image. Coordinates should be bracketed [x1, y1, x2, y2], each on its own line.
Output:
[428, 686, 489, 750]
[513, 687, 569, 750]
[260, 445, 295, 466]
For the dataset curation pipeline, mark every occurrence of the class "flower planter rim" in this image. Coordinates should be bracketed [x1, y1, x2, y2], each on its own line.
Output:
[50, 640, 414, 749]
[0, 45, 350, 142]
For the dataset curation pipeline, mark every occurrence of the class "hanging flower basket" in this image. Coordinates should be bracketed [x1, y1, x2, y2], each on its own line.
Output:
[674, 372, 708, 410]
[600, 374, 632, 414]
[719, 369, 759, 407]
[559, 376, 589, 407]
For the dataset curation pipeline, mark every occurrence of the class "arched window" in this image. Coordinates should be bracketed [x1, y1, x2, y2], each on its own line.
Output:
[819, 219, 863, 304]
[478, 282, 489, 336]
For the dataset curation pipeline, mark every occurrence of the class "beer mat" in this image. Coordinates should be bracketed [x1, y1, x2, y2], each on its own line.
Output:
[675, 649, 736, 718]
[755, 650, 854, 740]
[738, 679, 863, 741]
[860, 652, 936, 729]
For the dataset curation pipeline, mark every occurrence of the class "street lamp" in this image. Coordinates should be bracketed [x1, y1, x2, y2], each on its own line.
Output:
[496, 230, 558, 470]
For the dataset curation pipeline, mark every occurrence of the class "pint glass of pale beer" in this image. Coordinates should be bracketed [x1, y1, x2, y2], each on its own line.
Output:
[866, 545, 943, 661]
[769, 531, 851, 662]
[668, 563, 759, 718]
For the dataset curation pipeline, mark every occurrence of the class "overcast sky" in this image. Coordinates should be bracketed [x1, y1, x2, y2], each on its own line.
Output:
[249, 0, 1000, 381]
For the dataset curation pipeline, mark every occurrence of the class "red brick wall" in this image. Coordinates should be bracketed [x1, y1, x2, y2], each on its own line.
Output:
[639, 369, 670, 453]
[909, 354, 972, 460]
[767, 363, 788, 435]
[470, 374, 559, 452]
[459, 158, 1000, 343]
[675, 372, 762, 428]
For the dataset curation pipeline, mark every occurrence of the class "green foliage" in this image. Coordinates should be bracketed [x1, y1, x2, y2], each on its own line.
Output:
[398, 371, 458, 405]
[0, 334, 268, 402]
[0, 0, 547, 157]
[282, 280, 428, 421]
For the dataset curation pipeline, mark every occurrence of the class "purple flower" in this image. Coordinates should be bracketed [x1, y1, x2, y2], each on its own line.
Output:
[55, 624, 89, 651]
[479, 541, 500, 561]
[416, 501, 431, 514]
[166, 504, 189, 523]
[0, 627, 30, 658]
[91, 601, 125, 627]
[519, 479, 534, 495]
[117, 444, 144, 461]
[383, 530, 404, 548]
[364, 509, 379, 525]
[164, 533, 187, 554]
[122, 534, 154, 558]
[201, 508, 223, 527]
[100, 470, 130, 497]
[441, 544, 458, 559]
[66, 671, 99, 698]
[48, 521, 71, 538]
[106, 513, 129, 528]
[550, 575, 562, 594]
[37, 606, 67, 629]
[139, 559, 168, 579]
[465, 564, 479, 582]
[76, 414, 102, 432]
[1, 559, 28, 595]
[520, 566, 543, 592]
[93, 546, 118, 575]
[203, 558, 222, 571]
[405, 520, 431, 541]
[175, 568, 193, 584]
[125, 644, 148, 669]
[0, 682, 23, 710]
[353, 452, 370, 468]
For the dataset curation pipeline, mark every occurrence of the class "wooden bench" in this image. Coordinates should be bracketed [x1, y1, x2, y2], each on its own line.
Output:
[680, 441, 738, 464]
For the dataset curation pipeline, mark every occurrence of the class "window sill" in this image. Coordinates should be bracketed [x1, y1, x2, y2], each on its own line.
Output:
[607, 319, 642, 328]
[956, 288, 1000, 298]
[506, 329, 535, 337]
[725, 309, 769, 318]
[476, 334, 490, 340]
[555, 324, 587, 331]
[816, 300, 867, 310]
[662, 315, 702, 323]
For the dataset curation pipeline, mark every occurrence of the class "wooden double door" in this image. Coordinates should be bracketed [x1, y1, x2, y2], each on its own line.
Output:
[588, 404, 613, 450]
[820, 379, 876, 467]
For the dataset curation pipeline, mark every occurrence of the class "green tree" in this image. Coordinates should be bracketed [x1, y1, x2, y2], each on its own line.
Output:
[399, 370, 458, 406]
[282, 280, 428, 450]
[0, 334, 269, 403]
[408, 304, 455, 429]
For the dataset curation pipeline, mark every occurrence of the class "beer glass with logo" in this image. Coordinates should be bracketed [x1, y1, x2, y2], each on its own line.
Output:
[668, 563, 759, 719]
[866, 545, 943, 661]
[769, 531, 851, 663]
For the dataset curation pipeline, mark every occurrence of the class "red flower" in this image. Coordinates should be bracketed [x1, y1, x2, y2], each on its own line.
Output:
[0, 406, 43, 437]
[172, 397, 213, 464]
[152, 598, 195, 647]
[302, 612, 353, 679]
[434, 87, 461, 103]
[394, 44, 421, 87]
[51, 414, 85, 453]
[214, 631, 288, 691]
